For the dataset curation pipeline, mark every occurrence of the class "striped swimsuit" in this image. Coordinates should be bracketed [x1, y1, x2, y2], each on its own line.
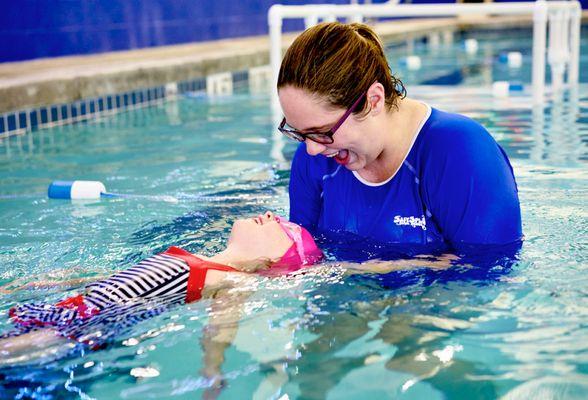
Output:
[84, 251, 191, 308]
[6, 247, 236, 346]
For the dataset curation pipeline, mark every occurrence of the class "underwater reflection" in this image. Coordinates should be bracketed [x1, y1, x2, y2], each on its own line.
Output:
[278, 254, 520, 399]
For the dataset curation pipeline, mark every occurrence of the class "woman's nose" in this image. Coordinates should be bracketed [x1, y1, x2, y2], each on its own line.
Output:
[305, 140, 327, 156]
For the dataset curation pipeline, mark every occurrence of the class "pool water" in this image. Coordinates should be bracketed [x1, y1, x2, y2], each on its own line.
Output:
[0, 28, 587, 399]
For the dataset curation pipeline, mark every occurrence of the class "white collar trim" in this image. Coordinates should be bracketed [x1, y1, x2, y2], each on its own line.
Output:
[352, 103, 431, 187]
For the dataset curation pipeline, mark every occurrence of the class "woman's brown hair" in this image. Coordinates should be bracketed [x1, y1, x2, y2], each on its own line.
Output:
[277, 22, 406, 114]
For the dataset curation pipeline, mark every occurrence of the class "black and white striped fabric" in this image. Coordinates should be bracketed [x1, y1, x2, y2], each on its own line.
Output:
[61, 293, 187, 345]
[83, 253, 191, 309]
[4, 252, 192, 341]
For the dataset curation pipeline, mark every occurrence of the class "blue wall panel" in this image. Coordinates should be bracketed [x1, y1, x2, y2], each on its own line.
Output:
[0, 0, 353, 62]
[0, 0, 586, 62]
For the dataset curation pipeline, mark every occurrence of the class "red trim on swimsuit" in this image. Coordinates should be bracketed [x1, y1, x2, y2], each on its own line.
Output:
[9, 294, 98, 330]
[56, 294, 100, 319]
[8, 247, 238, 341]
[163, 246, 236, 302]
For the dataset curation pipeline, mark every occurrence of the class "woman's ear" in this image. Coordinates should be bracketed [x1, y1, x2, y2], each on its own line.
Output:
[366, 82, 386, 116]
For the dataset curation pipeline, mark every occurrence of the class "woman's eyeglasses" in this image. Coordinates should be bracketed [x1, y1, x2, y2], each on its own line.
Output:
[278, 92, 366, 144]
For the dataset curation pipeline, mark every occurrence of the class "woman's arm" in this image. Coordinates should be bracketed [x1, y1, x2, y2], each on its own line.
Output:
[289, 143, 324, 230]
[342, 254, 460, 275]
[421, 116, 522, 249]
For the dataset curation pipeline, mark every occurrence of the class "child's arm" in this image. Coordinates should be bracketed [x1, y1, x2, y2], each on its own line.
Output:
[199, 288, 251, 399]
[0, 271, 105, 295]
[0, 329, 73, 366]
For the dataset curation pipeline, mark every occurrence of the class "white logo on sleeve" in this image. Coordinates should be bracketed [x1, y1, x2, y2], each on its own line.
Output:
[393, 215, 427, 231]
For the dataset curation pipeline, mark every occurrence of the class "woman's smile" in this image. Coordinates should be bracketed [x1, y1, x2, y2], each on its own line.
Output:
[333, 149, 350, 165]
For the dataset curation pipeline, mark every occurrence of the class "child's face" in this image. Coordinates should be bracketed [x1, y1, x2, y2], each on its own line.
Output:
[227, 212, 293, 261]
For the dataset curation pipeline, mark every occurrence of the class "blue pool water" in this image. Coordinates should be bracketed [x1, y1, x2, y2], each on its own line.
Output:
[0, 28, 587, 399]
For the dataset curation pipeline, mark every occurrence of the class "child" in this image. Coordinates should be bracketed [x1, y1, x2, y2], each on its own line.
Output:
[0, 212, 322, 362]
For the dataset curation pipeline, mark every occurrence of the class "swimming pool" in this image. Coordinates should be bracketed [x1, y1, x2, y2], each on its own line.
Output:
[0, 27, 586, 399]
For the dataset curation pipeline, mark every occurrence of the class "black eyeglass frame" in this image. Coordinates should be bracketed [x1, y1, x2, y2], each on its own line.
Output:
[278, 92, 367, 144]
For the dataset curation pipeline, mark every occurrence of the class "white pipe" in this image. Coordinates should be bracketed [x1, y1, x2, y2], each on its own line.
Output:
[532, 2, 548, 104]
[560, 8, 572, 89]
[346, 4, 363, 24]
[348, 13, 364, 24]
[272, 2, 574, 19]
[547, 11, 558, 89]
[269, 5, 283, 114]
[568, 2, 581, 87]
[548, 9, 566, 93]
[304, 15, 319, 28]
[268, 1, 580, 110]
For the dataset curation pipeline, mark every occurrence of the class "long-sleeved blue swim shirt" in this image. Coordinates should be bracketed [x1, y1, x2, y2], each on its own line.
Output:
[289, 105, 523, 256]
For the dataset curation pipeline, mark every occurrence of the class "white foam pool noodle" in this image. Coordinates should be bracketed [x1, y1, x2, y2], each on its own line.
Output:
[70, 181, 106, 199]
[492, 81, 510, 98]
[507, 52, 523, 68]
[406, 56, 421, 70]
[465, 39, 478, 54]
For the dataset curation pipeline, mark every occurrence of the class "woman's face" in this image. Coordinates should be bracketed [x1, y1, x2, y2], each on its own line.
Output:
[278, 85, 382, 172]
[227, 212, 293, 260]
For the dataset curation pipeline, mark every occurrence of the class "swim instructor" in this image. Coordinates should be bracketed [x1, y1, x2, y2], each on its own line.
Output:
[277, 22, 522, 253]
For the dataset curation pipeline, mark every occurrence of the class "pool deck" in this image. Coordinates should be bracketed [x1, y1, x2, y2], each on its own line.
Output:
[1, 12, 586, 114]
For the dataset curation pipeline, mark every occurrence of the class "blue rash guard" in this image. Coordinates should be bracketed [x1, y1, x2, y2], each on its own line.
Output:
[289, 105, 522, 255]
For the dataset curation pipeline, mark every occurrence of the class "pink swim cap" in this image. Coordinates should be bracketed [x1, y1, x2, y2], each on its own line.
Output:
[273, 217, 323, 271]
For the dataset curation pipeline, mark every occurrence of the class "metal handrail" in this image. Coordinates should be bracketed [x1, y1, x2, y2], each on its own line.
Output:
[268, 1, 582, 113]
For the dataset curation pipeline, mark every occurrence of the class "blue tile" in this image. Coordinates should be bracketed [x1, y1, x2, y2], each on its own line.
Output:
[6, 114, 17, 132]
[30, 110, 39, 129]
[60, 105, 68, 120]
[40, 108, 49, 124]
[232, 70, 248, 85]
[18, 112, 27, 130]
[0, 0, 406, 62]
[70, 104, 78, 119]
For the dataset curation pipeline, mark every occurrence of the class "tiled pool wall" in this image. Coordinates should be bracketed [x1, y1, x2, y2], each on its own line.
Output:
[0, 67, 263, 139]
[0, 24, 470, 139]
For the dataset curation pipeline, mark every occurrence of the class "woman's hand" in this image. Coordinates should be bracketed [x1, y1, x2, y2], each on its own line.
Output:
[343, 253, 461, 275]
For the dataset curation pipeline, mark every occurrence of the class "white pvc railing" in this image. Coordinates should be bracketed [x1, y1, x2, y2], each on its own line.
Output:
[268, 1, 582, 113]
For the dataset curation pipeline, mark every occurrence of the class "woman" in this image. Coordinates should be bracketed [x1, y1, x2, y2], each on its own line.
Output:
[277, 22, 522, 254]
[0, 212, 322, 363]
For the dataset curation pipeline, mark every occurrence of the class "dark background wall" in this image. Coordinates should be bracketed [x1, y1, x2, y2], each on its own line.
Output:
[0, 0, 585, 63]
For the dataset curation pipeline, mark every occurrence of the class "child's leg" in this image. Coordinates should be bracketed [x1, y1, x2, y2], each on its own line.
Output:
[0, 329, 74, 365]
